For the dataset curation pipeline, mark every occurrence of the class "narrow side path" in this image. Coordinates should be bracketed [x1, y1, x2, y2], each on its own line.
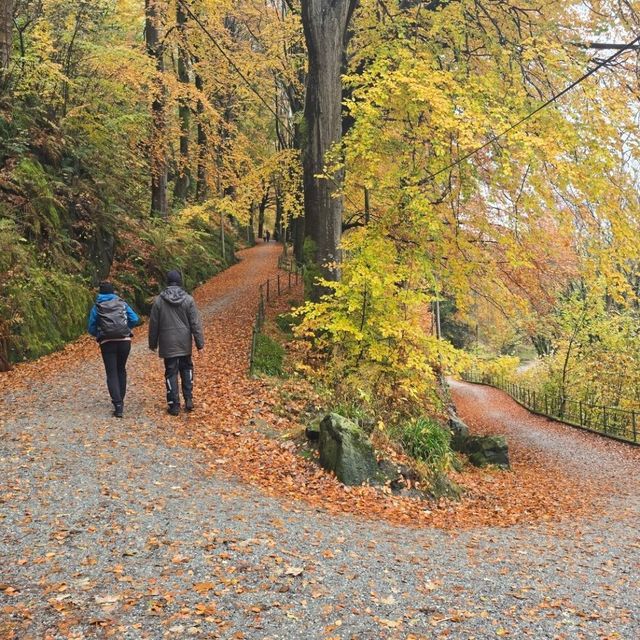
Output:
[451, 379, 640, 499]
[0, 247, 639, 638]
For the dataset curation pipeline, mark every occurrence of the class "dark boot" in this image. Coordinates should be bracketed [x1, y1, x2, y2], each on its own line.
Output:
[184, 397, 194, 412]
[167, 404, 180, 416]
[113, 402, 124, 418]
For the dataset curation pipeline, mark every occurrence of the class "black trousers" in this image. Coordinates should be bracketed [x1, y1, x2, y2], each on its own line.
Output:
[100, 340, 131, 406]
[164, 355, 194, 407]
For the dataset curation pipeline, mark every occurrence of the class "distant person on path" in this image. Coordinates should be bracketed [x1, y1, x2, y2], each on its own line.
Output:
[265, 230, 270, 243]
[88, 281, 140, 418]
[148, 270, 205, 416]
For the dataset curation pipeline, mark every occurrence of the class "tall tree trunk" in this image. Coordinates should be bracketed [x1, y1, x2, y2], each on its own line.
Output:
[61, 4, 86, 117]
[274, 185, 283, 241]
[195, 69, 207, 201]
[363, 186, 370, 224]
[0, 324, 11, 372]
[276, 0, 306, 265]
[292, 216, 304, 264]
[146, 0, 168, 219]
[258, 186, 269, 239]
[247, 202, 256, 245]
[0, 0, 14, 89]
[300, 0, 357, 298]
[257, 202, 265, 240]
[291, 118, 306, 264]
[173, 1, 191, 203]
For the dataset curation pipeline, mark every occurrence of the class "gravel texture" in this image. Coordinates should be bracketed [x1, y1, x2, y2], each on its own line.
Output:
[1, 245, 639, 639]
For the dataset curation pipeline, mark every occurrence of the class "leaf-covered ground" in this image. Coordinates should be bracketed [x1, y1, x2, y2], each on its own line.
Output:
[1, 243, 639, 638]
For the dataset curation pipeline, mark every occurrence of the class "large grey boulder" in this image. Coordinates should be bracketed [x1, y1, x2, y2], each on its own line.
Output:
[448, 411, 509, 469]
[448, 413, 470, 452]
[318, 413, 379, 486]
[464, 435, 510, 469]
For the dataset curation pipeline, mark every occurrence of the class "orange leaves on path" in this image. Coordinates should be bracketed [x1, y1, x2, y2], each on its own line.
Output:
[4, 243, 637, 530]
[134, 244, 633, 530]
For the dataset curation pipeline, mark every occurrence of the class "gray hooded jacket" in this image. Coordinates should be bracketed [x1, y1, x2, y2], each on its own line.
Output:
[148, 286, 204, 358]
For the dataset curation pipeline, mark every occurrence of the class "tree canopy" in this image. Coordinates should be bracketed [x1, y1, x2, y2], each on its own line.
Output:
[1, 0, 639, 413]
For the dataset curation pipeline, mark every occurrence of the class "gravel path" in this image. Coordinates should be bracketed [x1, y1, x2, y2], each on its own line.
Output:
[1, 246, 639, 639]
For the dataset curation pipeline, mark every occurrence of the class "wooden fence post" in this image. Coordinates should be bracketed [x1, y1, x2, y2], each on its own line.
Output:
[250, 326, 257, 375]
[579, 401, 583, 427]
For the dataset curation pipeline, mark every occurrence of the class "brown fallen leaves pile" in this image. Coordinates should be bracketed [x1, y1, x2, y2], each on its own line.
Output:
[4, 243, 638, 530]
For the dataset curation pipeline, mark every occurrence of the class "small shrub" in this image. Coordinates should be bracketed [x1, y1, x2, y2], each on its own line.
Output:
[400, 417, 453, 474]
[294, 232, 467, 419]
[276, 312, 301, 337]
[253, 333, 285, 376]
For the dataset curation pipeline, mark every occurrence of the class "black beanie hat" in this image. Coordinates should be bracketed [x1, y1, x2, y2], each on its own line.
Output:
[166, 270, 183, 286]
[99, 281, 114, 294]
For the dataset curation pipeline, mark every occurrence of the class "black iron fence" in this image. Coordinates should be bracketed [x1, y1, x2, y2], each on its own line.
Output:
[277, 253, 297, 272]
[462, 372, 639, 445]
[249, 263, 302, 375]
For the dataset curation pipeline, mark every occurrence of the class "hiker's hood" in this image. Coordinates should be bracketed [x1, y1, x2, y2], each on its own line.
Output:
[95, 293, 118, 303]
[160, 285, 188, 305]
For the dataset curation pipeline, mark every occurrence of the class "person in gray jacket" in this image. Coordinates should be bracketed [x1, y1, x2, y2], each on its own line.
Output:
[149, 270, 205, 415]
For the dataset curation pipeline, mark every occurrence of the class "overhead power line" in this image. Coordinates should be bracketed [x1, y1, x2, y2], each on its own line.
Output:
[176, 0, 292, 136]
[424, 34, 640, 183]
[178, 0, 367, 212]
[580, 42, 640, 51]
[179, 1, 638, 216]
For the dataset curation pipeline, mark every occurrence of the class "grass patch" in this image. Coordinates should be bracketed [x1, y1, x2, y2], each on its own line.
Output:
[253, 332, 285, 376]
[399, 417, 454, 474]
[331, 401, 373, 431]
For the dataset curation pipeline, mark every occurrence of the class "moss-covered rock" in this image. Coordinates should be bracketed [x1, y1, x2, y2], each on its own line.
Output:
[318, 413, 378, 486]
[448, 413, 470, 452]
[428, 471, 463, 500]
[464, 435, 510, 469]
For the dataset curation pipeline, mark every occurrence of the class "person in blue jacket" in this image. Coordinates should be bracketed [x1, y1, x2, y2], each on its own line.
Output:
[88, 281, 140, 418]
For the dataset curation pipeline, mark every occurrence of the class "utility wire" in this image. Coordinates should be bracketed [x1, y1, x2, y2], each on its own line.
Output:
[424, 34, 640, 183]
[178, 0, 366, 212]
[177, 0, 293, 135]
[180, 2, 639, 213]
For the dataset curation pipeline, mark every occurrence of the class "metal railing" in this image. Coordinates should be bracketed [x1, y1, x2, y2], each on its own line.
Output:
[249, 263, 302, 375]
[462, 372, 639, 445]
[277, 253, 297, 272]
